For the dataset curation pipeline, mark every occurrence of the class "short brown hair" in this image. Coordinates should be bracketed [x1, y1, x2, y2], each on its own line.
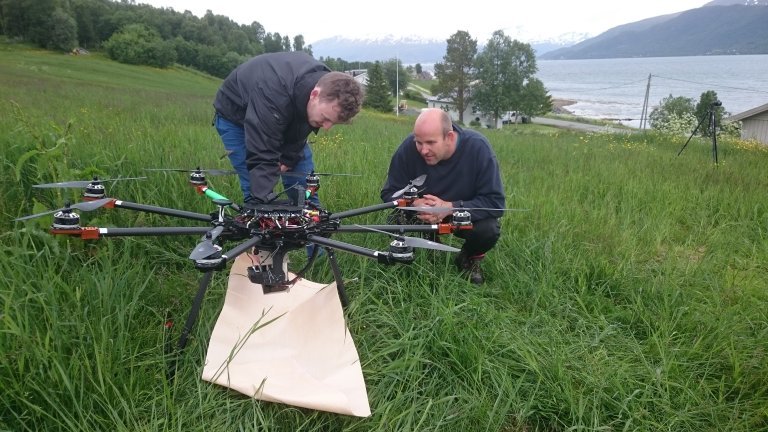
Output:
[316, 71, 365, 123]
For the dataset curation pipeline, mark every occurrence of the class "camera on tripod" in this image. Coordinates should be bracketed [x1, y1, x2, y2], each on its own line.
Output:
[678, 99, 723, 164]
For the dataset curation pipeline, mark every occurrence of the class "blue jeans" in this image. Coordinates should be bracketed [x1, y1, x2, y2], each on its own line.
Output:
[214, 114, 320, 206]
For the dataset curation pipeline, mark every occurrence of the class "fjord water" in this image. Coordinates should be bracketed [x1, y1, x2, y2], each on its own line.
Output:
[537, 54, 768, 127]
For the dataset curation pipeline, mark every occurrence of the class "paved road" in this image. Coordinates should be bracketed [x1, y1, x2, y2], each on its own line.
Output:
[531, 117, 637, 134]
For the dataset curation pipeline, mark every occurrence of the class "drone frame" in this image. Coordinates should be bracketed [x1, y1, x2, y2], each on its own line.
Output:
[17, 172, 475, 378]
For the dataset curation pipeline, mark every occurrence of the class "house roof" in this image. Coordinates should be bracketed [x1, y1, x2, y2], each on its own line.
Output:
[727, 102, 768, 122]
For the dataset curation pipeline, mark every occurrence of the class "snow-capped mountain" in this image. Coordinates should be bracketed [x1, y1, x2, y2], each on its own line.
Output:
[310, 33, 588, 64]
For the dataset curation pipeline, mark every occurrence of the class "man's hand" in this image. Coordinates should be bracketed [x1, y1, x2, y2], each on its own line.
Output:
[413, 194, 452, 223]
[279, 163, 290, 173]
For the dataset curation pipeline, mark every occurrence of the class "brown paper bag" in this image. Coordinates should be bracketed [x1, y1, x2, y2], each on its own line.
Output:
[201, 252, 371, 417]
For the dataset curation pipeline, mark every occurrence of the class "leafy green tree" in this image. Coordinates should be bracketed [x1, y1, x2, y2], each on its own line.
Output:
[415, 63, 422, 75]
[433, 30, 477, 123]
[47, 7, 78, 51]
[293, 35, 304, 52]
[694, 90, 728, 138]
[263, 32, 282, 53]
[2, 0, 80, 52]
[383, 58, 408, 98]
[517, 78, 552, 118]
[225, 29, 251, 55]
[364, 62, 393, 113]
[649, 94, 697, 135]
[104, 23, 176, 68]
[473, 30, 538, 124]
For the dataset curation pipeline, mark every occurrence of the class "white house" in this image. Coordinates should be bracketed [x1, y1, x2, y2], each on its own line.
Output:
[727, 102, 768, 145]
[425, 97, 502, 129]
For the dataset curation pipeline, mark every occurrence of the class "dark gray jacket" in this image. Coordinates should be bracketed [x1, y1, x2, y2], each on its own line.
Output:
[214, 52, 328, 202]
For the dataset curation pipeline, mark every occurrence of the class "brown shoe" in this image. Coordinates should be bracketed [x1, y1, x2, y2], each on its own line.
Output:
[454, 252, 485, 284]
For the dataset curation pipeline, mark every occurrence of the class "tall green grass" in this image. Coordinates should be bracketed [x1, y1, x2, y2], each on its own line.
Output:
[1, 44, 767, 431]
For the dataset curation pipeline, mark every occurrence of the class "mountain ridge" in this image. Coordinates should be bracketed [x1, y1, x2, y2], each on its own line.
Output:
[310, 33, 588, 64]
[541, 3, 768, 60]
[310, 1, 768, 63]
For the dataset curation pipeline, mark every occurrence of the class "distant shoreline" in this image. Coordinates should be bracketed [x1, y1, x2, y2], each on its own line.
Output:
[552, 98, 576, 114]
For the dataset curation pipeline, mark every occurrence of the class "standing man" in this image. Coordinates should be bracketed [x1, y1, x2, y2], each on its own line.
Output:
[213, 51, 364, 205]
[380, 108, 505, 284]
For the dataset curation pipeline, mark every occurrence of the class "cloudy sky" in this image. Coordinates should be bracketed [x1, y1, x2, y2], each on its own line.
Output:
[138, 0, 709, 43]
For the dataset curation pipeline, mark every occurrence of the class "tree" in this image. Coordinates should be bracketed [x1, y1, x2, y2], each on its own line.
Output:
[517, 78, 552, 118]
[383, 58, 408, 98]
[364, 62, 393, 113]
[293, 34, 304, 52]
[281, 35, 291, 51]
[649, 94, 697, 135]
[104, 23, 176, 68]
[415, 63, 422, 75]
[433, 30, 477, 123]
[47, 7, 78, 51]
[263, 32, 282, 53]
[694, 90, 727, 138]
[473, 30, 538, 124]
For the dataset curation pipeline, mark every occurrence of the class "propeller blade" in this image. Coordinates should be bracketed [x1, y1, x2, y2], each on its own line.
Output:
[144, 168, 236, 176]
[353, 224, 458, 252]
[397, 206, 530, 214]
[205, 169, 238, 176]
[401, 236, 459, 253]
[13, 197, 113, 222]
[33, 176, 147, 189]
[280, 171, 361, 177]
[189, 226, 225, 260]
[391, 174, 427, 198]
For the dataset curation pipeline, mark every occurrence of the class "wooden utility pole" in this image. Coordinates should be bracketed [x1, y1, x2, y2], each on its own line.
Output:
[640, 74, 652, 130]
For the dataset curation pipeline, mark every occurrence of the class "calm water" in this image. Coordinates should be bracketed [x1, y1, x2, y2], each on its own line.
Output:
[537, 55, 768, 127]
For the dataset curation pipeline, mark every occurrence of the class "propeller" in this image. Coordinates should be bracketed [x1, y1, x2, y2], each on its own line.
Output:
[397, 206, 530, 213]
[354, 224, 459, 252]
[144, 168, 237, 176]
[390, 174, 427, 199]
[189, 226, 225, 260]
[280, 171, 361, 177]
[13, 198, 114, 221]
[33, 176, 147, 189]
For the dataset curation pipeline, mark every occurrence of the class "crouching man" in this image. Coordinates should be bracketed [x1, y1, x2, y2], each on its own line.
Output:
[380, 109, 505, 284]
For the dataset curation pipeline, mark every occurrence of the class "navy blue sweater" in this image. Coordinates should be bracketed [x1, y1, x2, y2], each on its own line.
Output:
[380, 124, 505, 221]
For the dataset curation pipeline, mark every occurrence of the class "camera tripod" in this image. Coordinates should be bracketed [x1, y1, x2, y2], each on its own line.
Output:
[677, 101, 721, 164]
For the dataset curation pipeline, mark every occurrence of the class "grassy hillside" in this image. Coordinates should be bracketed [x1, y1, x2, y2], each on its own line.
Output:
[1, 44, 768, 431]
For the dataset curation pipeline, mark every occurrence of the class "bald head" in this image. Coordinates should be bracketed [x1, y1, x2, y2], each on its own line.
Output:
[415, 108, 453, 137]
[412, 108, 457, 165]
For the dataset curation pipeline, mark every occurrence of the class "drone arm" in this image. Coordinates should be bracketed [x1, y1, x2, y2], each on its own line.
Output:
[113, 200, 212, 222]
[51, 226, 212, 239]
[306, 234, 395, 264]
[329, 201, 399, 220]
[219, 235, 263, 263]
[337, 223, 457, 236]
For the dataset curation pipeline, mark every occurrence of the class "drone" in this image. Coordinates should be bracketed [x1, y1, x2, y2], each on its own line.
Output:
[14, 169, 489, 367]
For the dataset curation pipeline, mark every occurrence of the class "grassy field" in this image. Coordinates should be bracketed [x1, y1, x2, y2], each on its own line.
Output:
[2, 43, 768, 431]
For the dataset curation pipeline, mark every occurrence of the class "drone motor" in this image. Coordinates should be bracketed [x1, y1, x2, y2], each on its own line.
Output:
[388, 237, 415, 263]
[452, 210, 472, 229]
[52, 208, 80, 230]
[189, 170, 207, 186]
[83, 179, 106, 199]
[402, 186, 419, 201]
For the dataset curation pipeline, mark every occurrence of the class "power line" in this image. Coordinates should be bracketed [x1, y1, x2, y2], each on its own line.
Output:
[651, 74, 768, 94]
[556, 78, 648, 93]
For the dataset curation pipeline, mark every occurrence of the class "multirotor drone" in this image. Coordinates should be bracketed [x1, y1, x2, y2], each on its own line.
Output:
[15, 168, 497, 366]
